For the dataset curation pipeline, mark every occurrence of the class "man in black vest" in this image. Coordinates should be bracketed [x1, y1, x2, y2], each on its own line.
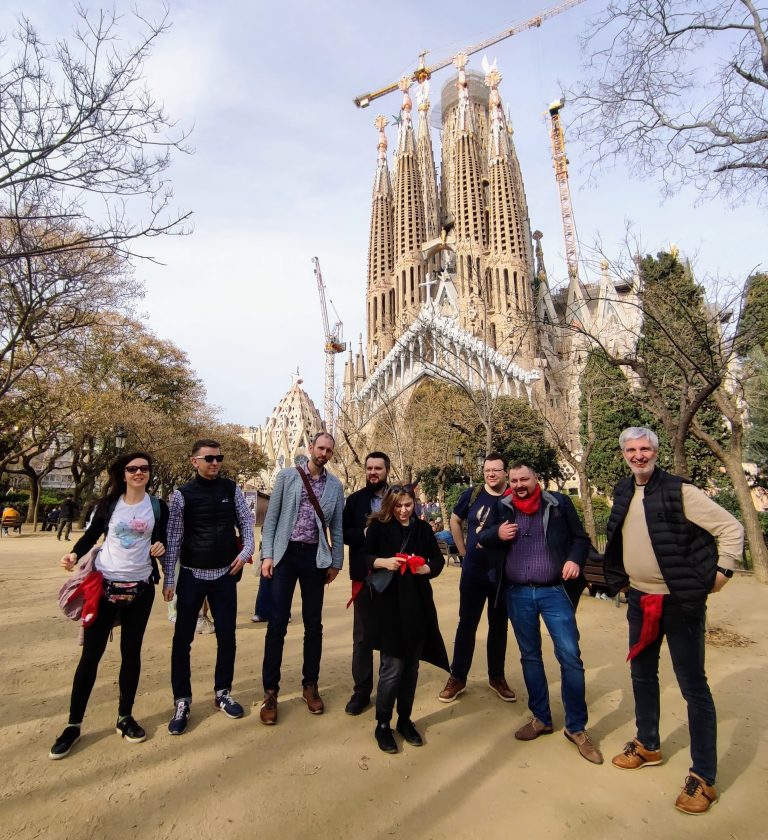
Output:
[342, 451, 390, 715]
[163, 439, 255, 735]
[604, 427, 743, 815]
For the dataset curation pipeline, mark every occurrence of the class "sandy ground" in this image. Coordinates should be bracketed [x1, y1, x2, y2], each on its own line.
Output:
[1, 530, 767, 840]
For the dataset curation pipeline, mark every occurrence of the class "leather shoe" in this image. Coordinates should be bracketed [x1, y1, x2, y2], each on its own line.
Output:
[438, 676, 466, 703]
[375, 723, 398, 754]
[259, 690, 278, 725]
[564, 729, 604, 764]
[514, 717, 554, 741]
[611, 738, 662, 770]
[345, 693, 370, 716]
[675, 772, 718, 815]
[302, 682, 324, 714]
[489, 677, 517, 702]
[396, 718, 423, 746]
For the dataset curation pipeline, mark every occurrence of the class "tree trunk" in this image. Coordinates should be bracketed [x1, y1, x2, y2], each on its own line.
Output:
[575, 464, 597, 544]
[720, 451, 768, 582]
[437, 474, 448, 525]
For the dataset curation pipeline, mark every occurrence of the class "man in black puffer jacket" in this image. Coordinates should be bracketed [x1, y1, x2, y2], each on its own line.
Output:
[604, 427, 743, 816]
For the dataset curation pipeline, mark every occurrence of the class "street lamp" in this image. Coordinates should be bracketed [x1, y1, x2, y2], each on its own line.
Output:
[454, 450, 464, 469]
[475, 451, 485, 475]
[115, 427, 127, 451]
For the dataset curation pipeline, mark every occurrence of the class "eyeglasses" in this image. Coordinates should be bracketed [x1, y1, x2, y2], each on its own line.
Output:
[195, 454, 224, 463]
[125, 465, 150, 474]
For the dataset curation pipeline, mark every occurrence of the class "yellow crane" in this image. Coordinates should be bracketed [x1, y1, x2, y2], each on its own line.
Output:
[312, 257, 346, 436]
[353, 0, 588, 108]
[547, 98, 580, 283]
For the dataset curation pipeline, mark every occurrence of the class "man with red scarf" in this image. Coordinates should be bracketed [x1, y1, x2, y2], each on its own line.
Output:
[479, 461, 602, 764]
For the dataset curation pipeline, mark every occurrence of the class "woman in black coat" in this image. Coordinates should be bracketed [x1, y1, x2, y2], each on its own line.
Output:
[362, 485, 449, 753]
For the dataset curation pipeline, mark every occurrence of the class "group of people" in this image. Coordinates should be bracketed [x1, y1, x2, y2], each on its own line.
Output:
[50, 427, 744, 816]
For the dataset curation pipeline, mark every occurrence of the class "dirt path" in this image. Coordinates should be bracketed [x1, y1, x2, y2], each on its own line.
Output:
[1, 531, 766, 839]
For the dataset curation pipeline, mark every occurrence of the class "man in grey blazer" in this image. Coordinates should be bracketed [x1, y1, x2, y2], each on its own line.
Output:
[259, 431, 344, 725]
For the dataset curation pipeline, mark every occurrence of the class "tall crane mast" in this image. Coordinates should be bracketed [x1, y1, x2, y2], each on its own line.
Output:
[312, 257, 346, 436]
[353, 0, 587, 108]
[547, 98, 580, 282]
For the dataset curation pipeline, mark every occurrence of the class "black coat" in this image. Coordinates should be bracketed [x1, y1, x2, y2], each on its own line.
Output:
[343, 485, 384, 581]
[362, 517, 450, 671]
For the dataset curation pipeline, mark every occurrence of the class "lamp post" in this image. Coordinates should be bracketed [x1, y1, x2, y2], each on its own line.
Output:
[115, 427, 127, 451]
[475, 451, 485, 480]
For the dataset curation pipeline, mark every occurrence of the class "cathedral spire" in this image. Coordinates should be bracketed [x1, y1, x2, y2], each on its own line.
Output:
[366, 115, 395, 369]
[416, 79, 440, 242]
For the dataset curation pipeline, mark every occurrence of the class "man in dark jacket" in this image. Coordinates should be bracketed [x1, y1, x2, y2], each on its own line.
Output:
[56, 496, 78, 541]
[342, 451, 390, 715]
[162, 439, 255, 735]
[479, 461, 602, 765]
[604, 427, 743, 815]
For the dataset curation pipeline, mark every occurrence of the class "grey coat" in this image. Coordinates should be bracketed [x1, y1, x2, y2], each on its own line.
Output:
[261, 467, 344, 569]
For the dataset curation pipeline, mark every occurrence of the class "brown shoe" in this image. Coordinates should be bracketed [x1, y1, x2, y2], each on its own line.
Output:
[302, 682, 324, 714]
[564, 729, 604, 764]
[675, 773, 718, 815]
[489, 677, 517, 702]
[259, 690, 278, 725]
[438, 676, 466, 703]
[611, 739, 663, 770]
[514, 717, 554, 741]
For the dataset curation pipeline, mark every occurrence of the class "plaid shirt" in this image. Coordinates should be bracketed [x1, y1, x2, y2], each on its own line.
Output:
[163, 484, 255, 588]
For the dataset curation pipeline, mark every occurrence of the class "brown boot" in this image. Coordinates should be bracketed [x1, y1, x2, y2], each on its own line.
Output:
[611, 739, 663, 770]
[675, 773, 718, 815]
[302, 682, 324, 714]
[438, 676, 466, 703]
[259, 690, 278, 725]
[489, 677, 517, 702]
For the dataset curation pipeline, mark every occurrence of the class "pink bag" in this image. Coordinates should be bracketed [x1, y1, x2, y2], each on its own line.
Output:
[58, 547, 100, 620]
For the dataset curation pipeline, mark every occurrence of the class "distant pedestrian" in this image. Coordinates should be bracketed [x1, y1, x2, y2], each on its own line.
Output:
[57, 496, 77, 541]
[49, 452, 168, 760]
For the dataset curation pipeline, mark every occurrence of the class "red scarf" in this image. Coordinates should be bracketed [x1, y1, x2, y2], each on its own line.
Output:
[627, 594, 664, 661]
[395, 553, 426, 575]
[509, 483, 542, 515]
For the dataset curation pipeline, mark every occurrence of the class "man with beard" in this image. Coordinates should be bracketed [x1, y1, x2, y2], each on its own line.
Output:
[258, 432, 344, 725]
[342, 451, 390, 715]
[604, 427, 743, 815]
[438, 453, 517, 704]
[479, 461, 602, 764]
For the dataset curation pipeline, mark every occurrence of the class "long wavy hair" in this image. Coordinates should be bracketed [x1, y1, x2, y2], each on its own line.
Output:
[368, 484, 416, 526]
[95, 451, 154, 515]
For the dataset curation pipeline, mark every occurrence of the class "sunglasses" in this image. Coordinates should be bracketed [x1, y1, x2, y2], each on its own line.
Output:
[388, 485, 414, 495]
[125, 465, 150, 474]
[196, 454, 224, 463]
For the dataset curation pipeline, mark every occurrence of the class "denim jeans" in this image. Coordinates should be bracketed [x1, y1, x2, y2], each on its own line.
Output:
[627, 588, 717, 784]
[171, 567, 238, 701]
[450, 576, 508, 682]
[506, 584, 587, 732]
[262, 542, 327, 692]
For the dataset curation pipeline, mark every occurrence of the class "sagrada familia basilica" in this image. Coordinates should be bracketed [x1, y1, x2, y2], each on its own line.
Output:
[249, 55, 641, 490]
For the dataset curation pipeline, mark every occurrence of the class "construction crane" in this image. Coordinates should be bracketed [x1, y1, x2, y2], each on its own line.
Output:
[312, 257, 346, 436]
[547, 98, 580, 283]
[353, 0, 587, 108]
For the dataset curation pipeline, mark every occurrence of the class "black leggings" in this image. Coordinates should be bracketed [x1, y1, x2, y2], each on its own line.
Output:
[68, 584, 155, 724]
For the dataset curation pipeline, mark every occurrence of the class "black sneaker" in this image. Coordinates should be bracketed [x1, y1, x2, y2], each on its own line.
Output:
[168, 700, 190, 735]
[116, 715, 146, 743]
[375, 722, 398, 754]
[344, 693, 371, 716]
[396, 718, 424, 746]
[49, 725, 81, 760]
[214, 690, 244, 719]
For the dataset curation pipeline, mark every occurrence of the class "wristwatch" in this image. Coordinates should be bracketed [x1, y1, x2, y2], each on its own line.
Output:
[716, 566, 734, 578]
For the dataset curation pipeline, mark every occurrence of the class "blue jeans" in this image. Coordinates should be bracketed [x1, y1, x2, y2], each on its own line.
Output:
[627, 588, 717, 784]
[262, 542, 327, 692]
[171, 567, 238, 701]
[506, 584, 587, 732]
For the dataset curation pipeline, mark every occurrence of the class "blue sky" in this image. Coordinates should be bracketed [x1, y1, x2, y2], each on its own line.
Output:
[3, 1, 765, 426]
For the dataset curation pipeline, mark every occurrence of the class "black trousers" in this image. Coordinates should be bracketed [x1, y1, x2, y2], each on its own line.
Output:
[171, 567, 238, 701]
[68, 583, 155, 724]
[262, 542, 327, 692]
[352, 593, 374, 699]
[375, 643, 423, 724]
[450, 576, 508, 681]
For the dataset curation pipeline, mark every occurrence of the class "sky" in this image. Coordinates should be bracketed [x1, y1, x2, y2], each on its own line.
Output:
[3, 0, 765, 426]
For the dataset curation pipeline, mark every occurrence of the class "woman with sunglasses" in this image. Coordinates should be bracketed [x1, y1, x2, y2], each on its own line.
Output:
[362, 485, 449, 753]
[49, 451, 169, 759]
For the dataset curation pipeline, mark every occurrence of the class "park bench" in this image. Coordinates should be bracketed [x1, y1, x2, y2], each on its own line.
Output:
[583, 548, 621, 607]
[436, 538, 462, 566]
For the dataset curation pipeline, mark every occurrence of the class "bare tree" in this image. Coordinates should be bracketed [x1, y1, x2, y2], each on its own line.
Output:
[569, 0, 768, 202]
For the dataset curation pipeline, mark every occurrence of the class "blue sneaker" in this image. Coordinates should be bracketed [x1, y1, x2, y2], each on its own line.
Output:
[214, 690, 244, 719]
[168, 700, 190, 735]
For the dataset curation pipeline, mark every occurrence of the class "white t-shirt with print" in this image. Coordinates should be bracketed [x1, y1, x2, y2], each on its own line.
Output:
[96, 494, 155, 582]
